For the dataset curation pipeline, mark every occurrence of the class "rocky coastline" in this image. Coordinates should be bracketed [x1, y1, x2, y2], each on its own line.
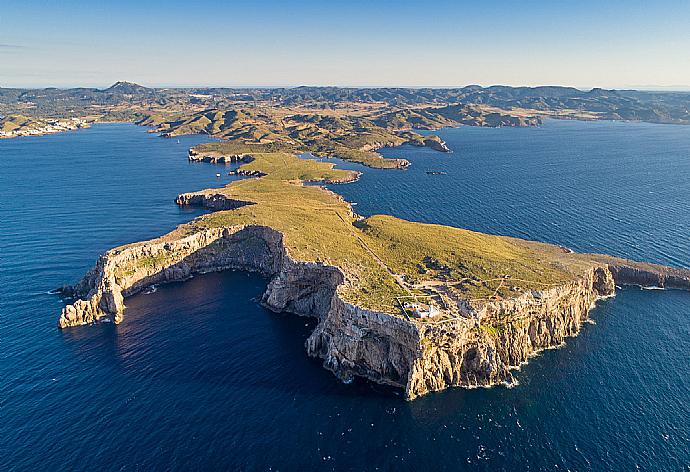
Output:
[57, 215, 690, 399]
[187, 148, 254, 164]
[54, 128, 690, 400]
[175, 191, 254, 211]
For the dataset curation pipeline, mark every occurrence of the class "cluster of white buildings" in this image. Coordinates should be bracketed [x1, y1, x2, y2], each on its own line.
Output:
[402, 300, 440, 319]
[0, 117, 88, 138]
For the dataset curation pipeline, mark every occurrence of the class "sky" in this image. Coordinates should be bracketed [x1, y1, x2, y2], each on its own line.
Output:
[1, 0, 689, 89]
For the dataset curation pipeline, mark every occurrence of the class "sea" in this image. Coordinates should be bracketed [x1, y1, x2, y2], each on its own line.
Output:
[1, 120, 688, 471]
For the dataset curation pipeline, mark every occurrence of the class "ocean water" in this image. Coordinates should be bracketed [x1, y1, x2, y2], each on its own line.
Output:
[1, 121, 689, 471]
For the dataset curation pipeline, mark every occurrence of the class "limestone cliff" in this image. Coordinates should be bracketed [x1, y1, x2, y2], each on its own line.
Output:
[58, 226, 283, 328]
[187, 148, 252, 164]
[305, 266, 616, 399]
[175, 191, 253, 211]
[57, 222, 689, 399]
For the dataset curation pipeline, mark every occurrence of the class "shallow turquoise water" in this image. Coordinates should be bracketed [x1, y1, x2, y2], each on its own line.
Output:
[1, 121, 689, 470]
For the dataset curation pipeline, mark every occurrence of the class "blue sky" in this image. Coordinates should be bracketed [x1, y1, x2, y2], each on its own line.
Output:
[1, 0, 689, 88]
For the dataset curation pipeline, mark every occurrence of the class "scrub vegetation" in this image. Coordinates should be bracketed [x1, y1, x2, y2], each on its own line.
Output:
[174, 150, 594, 314]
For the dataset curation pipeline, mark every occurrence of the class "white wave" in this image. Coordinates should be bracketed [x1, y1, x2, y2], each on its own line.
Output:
[503, 379, 519, 389]
[143, 285, 158, 295]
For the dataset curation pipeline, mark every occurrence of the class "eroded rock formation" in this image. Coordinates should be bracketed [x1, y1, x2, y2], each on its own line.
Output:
[57, 222, 689, 399]
[175, 192, 253, 211]
[188, 148, 253, 164]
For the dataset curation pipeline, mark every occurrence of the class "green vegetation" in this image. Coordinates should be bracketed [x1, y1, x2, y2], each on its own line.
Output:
[480, 325, 500, 336]
[184, 178, 408, 311]
[358, 215, 589, 298]
[154, 108, 447, 169]
[1, 114, 47, 133]
[6, 83, 653, 317]
[136, 253, 175, 270]
[192, 141, 298, 155]
[235, 152, 356, 182]
[4, 82, 690, 127]
[168, 150, 596, 315]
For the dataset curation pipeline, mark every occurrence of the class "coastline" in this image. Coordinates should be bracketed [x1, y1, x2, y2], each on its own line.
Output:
[55, 134, 690, 399]
[0, 116, 91, 139]
[56, 210, 690, 399]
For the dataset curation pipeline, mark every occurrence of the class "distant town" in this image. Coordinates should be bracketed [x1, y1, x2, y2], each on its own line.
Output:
[0, 116, 89, 138]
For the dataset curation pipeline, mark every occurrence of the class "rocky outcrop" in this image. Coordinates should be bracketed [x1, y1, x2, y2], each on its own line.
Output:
[175, 192, 253, 211]
[57, 230, 690, 399]
[305, 300, 422, 389]
[360, 140, 403, 153]
[188, 148, 253, 164]
[322, 171, 362, 184]
[481, 113, 542, 128]
[422, 137, 451, 152]
[228, 169, 266, 178]
[607, 263, 690, 289]
[306, 265, 616, 399]
[58, 226, 284, 328]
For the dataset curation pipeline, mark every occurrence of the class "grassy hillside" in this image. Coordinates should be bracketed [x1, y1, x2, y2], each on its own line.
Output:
[166, 150, 595, 315]
[171, 108, 448, 168]
[4, 83, 690, 125]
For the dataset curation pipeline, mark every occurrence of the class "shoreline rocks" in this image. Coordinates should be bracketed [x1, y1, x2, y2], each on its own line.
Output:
[175, 192, 254, 211]
[56, 222, 690, 399]
[188, 148, 253, 164]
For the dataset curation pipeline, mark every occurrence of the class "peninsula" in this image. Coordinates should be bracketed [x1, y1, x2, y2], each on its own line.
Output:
[57, 137, 690, 399]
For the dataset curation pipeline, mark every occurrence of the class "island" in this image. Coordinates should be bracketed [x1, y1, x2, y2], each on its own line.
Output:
[57, 141, 690, 399]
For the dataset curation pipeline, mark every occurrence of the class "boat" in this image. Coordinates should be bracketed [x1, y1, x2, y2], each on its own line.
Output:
[215, 173, 221, 177]
[426, 171, 447, 175]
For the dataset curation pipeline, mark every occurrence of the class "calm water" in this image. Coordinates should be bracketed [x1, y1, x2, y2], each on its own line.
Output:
[1, 121, 689, 471]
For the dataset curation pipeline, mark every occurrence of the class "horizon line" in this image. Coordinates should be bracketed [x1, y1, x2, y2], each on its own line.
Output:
[3, 82, 690, 92]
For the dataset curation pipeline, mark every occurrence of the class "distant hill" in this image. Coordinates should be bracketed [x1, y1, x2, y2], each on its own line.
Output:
[104, 81, 151, 94]
[1, 82, 689, 125]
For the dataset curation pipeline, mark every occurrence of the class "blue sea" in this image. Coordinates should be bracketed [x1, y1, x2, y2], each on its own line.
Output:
[1, 121, 689, 471]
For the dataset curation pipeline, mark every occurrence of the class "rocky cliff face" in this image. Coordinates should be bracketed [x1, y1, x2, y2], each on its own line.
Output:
[57, 227, 689, 399]
[607, 263, 690, 289]
[188, 148, 252, 164]
[175, 192, 253, 211]
[58, 226, 284, 328]
[305, 299, 422, 390]
[304, 266, 616, 399]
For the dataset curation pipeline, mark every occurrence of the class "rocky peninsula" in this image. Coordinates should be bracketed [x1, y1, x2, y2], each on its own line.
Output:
[58, 143, 690, 399]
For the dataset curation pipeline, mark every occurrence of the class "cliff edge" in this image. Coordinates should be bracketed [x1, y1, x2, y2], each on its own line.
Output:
[57, 147, 690, 399]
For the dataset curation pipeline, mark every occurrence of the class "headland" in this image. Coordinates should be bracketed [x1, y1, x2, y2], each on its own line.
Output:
[57, 141, 690, 399]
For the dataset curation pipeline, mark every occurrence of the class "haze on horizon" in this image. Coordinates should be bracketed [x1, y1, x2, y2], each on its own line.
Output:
[2, 0, 690, 90]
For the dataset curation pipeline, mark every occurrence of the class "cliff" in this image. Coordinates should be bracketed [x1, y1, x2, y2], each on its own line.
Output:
[59, 225, 280, 328]
[57, 214, 689, 398]
[175, 191, 253, 211]
[187, 148, 253, 164]
[56, 142, 690, 400]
